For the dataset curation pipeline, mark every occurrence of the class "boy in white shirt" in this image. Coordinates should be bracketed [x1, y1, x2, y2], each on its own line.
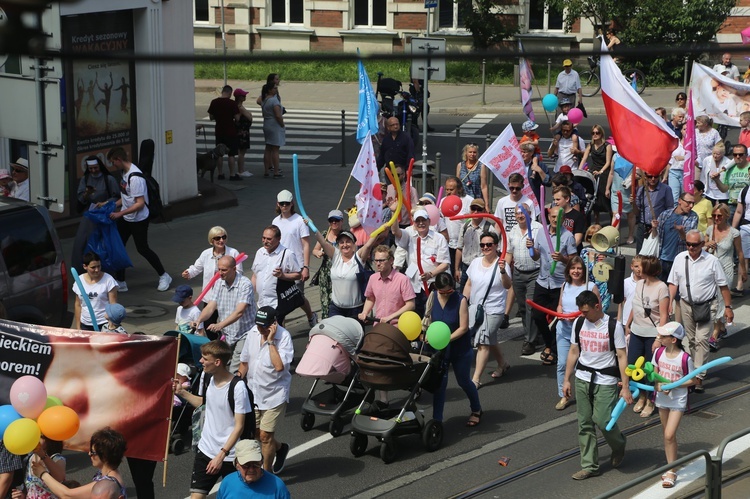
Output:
[172, 285, 205, 335]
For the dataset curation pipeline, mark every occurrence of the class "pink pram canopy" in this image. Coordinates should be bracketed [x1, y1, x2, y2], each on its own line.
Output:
[296, 316, 364, 383]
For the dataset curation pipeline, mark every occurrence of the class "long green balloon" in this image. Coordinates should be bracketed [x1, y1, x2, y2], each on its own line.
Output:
[549, 207, 564, 275]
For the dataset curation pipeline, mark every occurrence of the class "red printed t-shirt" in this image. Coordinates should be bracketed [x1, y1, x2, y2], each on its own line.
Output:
[572, 315, 626, 385]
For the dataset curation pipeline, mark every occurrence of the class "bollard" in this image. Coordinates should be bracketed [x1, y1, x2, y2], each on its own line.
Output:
[485, 133, 492, 151]
[481, 59, 486, 106]
[684, 56, 689, 94]
[455, 126, 461, 166]
[435, 152, 442, 193]
[547, 58, 552, 95]
[341, 110, 346, 167]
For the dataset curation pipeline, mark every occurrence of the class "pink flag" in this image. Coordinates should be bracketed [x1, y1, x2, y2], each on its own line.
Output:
[350, 133, 383, 234]
[742, 26, 750, 45]
[683, 89, 697, 194]
[519, 40, 535, 121]
[479, 123, 539, 211]
[599, 39, 678, 175]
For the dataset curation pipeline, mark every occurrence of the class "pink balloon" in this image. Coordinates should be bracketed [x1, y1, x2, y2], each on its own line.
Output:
[424, 204, 440, 226]
[440, 195, 462, 218]
[10, 376, 47, 419]
[567, 108, 583, 125]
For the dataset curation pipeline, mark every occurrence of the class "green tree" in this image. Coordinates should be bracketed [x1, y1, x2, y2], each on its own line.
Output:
[459, 0, 518, 50]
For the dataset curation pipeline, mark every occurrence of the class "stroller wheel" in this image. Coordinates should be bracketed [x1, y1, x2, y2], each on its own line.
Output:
[422, 419, 443, 452]
[300, 412, 315, 432]
[171, 438, 185, 456]
[380, 438, 398, 464]
[329, 418, 344, 438]
[350, 432, 368, 457]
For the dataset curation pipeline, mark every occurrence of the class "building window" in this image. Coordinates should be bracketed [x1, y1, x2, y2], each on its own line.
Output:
[272, 0, 304, 24]
[438, 0, 465, 30]
[354, 0, 387, 27]
[528, 0, 563, 31]
[194, 0, 210, 22]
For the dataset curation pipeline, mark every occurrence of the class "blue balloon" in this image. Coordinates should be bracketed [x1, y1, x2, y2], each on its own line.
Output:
[0, 405, 22, 436]
[542, 94, 559, 112]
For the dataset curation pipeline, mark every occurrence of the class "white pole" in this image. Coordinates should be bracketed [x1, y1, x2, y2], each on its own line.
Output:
[220, 0, 227, 86]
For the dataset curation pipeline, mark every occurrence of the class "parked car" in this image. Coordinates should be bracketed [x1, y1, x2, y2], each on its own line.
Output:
[0, 197, 69, 327]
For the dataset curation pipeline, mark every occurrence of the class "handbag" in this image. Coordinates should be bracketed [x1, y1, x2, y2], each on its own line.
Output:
[469, 260, 499, 338]
[684, 257, 713, 323]
[576, 101, 588, 118]
[354, 254, 375, 302]
[276, 249, 305, 319]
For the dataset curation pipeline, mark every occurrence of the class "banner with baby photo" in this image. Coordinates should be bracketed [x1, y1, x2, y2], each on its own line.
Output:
[0, 319, 177, 461]
[690, 62, 750, 127]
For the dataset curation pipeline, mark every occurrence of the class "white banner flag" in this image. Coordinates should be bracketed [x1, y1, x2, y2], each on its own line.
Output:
[690, 62, 750, 127]
[479, 123, 539, 209]
[350, 134, 383, 234]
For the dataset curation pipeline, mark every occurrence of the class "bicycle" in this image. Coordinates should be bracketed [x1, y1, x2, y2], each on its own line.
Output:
[579, 56, 647, 97]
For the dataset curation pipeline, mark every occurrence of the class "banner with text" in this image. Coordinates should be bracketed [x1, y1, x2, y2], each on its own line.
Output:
[0, 319, 177, 462]
[479, 123, 539, 209]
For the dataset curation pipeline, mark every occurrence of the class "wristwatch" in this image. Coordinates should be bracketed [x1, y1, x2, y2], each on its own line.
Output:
[266, 339, 276, 346]
[725, 305, 732, 309]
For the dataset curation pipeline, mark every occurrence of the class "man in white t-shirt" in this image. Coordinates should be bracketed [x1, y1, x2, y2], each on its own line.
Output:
[563, 291, 631, 481]
[174, 340, 251, 498]
[493, 172, 537, 235]
[107, 147, 171, 293]
[713, 53, 740, 81]
[272, 190, 318, 327]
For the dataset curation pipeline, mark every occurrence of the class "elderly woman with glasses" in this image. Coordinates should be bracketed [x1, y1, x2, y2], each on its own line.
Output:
[705, 203, 746, 350]
[455, 143, 489, 206]
[579, 124, 613, 224]
[695, 115, 722, 171]
[182, 226, 243, 333]
[312, 210, 344, 319]
[624, 255, 669, 418]
[32, 427, 127, 499]
[464, 232, 512, 389]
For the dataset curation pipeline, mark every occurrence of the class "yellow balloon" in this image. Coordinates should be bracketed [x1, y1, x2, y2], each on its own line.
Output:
[635, 356, 645, 369]
[632, 369, 645, 381]
[398, 311, 422, 341]
[3, 418, 41, 455]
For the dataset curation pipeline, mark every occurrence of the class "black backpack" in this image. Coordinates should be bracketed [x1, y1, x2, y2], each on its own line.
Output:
[128, 171, 164, 221]
[201, 373, 256, 440]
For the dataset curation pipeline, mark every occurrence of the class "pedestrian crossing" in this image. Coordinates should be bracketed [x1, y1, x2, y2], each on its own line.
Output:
[197, 109, 357, 163]
[432, 113, 499, 138]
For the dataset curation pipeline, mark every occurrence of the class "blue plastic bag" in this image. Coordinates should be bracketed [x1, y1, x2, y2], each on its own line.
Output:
[84, 201, 133, 274]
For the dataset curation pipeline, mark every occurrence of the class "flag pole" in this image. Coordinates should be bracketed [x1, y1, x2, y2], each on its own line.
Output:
[336, 175, 354, 211]
[163, 333, 181, 487]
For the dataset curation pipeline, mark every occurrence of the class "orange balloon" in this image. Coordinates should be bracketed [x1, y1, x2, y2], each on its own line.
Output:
[37, 406, 80, 441]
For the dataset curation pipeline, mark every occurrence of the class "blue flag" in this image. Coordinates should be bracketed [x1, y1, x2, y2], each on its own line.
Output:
[357, 57, 379, 144]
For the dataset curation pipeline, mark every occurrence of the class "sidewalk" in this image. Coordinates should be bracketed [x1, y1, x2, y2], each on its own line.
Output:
[195, 78, 686, 115]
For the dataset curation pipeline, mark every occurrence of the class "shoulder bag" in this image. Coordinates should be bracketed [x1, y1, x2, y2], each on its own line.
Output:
[684, 256, 713, 323]
[276, 249, 305, 319]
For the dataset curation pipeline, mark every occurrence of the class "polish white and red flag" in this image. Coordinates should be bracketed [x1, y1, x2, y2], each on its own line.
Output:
[600, 39, 678, 173]
[350, 133, 383, 234]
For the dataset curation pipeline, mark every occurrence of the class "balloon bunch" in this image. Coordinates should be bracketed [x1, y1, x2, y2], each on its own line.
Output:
[0, 376, 80, 455]
[396, 311, 451, 350]
[605, 356, 733, 431]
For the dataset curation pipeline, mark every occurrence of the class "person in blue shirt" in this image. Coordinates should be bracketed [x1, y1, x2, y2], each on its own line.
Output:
[218, 440, 290, 499]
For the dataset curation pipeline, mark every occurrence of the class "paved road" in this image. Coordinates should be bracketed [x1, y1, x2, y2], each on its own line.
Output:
[52, 82, 750, 496]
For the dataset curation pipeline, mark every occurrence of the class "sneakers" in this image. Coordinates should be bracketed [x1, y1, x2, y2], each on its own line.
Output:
[571, 469, 600, 480]
[117, 280, 128, 293]
[239, 171, 253, 177]
[273, 443, 290, 474]
[308, 312, 318, 328]
[709, 337, 719, 352]
[499, 314, 510, 329]
[157, 273, 172, 292]
[229, 175, 243, 181]
[217, 174, 226, 180]
[611, 447, 625, 468]
[521, 341, 535, 356]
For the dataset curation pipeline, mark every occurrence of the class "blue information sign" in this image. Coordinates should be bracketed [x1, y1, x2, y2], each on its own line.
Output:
[424, 0, 438, 8]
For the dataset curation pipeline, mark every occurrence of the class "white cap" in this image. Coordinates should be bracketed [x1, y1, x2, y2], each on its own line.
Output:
[657, 322, 685, 340]
[413, 209, 429, 220]
[176, 363, 191, 378]
[277, 190, 293, 203]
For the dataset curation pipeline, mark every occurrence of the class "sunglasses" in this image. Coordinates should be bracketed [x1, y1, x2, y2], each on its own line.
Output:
[328, 218, 342, 223]
[12, 168, 25, 174]
[479, 242, 495, 248]
[712, 214, 723, 218]
[437, 288, 454, 295]
[278, 201, 291, 206]
[238, 461, 263, 470]
[470, 206, 483, 211]
[418, 201, 432, 206]
[685, 241, 703, 248]
[591, 131, 601, 135]
[508, 186, 522, 192]
[645, 175, 658, 179]
[734, 153, 747, 157]
[212, 235, 227, 241]
[680, 199, 695, 205]
[676, 97, 686, 101]
[373, 258, 389, 263]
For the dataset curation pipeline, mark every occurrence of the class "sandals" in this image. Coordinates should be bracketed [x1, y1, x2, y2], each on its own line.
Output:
[540, 349, 556, 366]
[490, 363, 511, 378]
[633, 398, 646, 413]
[466, 411, 482, 427]
[640, 402, 655, 418]
[661, 471, 677, 488]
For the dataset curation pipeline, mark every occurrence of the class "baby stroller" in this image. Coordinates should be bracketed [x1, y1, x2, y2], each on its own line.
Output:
[573, 169, 597, 220]
[296, 316, 368, 437]
[164, 330, 209, 455]
[350, 323, 444, 463]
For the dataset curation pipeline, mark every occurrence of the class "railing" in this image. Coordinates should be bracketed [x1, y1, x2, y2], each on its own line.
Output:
[596, 426, 750, 499]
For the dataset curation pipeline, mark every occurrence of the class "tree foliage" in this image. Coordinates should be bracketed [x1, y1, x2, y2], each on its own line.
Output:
[459, 0, 518, 50]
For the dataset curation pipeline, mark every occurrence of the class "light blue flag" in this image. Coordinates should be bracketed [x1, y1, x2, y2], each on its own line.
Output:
[357, 55, 379, 144]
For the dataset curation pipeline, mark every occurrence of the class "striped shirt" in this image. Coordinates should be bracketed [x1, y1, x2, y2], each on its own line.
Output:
[507, 221, 542, 272]
[209, 274, 256, 344]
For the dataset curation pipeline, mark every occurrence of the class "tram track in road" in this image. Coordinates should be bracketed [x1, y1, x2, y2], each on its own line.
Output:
[452, 371, 750, 499]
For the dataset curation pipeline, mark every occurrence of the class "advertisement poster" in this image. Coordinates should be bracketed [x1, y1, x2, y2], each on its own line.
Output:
[62, 11, 137, 183]
[0, 319, 177, 461]
[690, 62, 750, 127]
